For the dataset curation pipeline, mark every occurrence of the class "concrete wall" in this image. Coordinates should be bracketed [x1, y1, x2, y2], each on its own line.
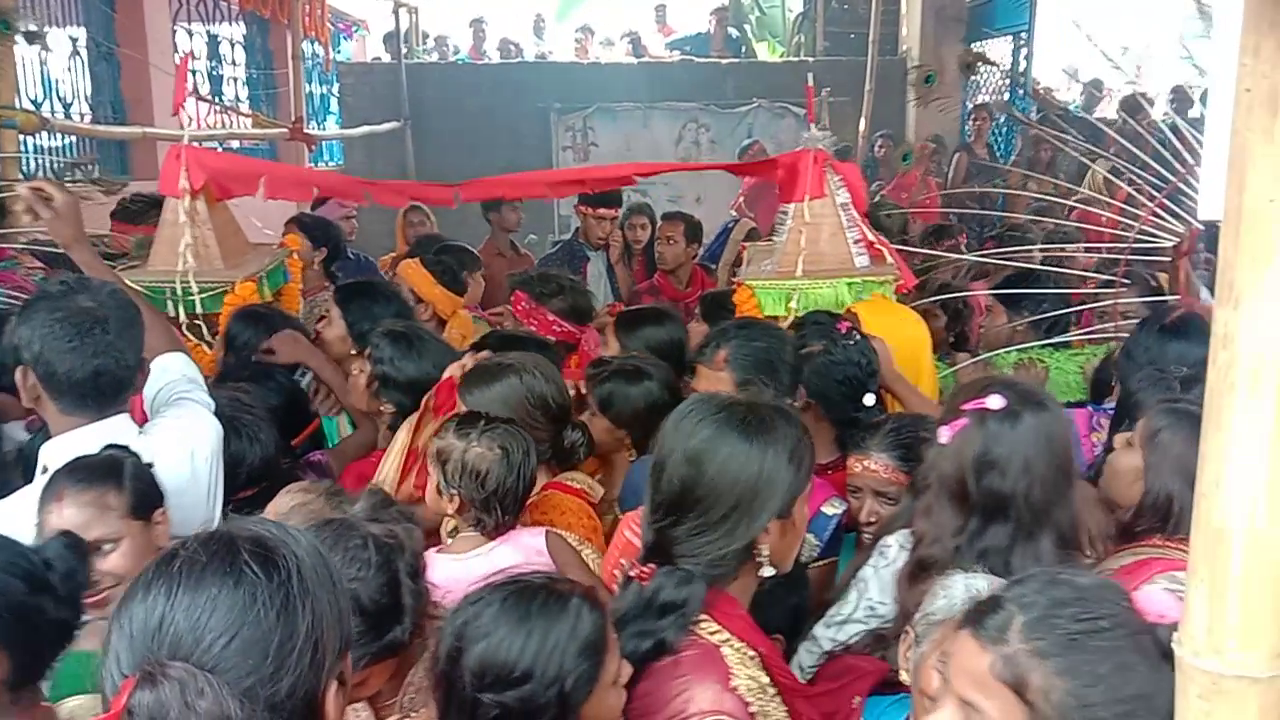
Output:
[338, 57, 908, 256]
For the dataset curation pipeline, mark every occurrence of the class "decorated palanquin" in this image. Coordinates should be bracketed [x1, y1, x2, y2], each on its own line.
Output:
[730, 129, 916, 323]
[123, 186, 298, 376]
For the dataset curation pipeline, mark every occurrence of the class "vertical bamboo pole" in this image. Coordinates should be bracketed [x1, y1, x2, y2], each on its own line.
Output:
[855, 0, 883, 158]
[1175, 0, 1280, 716]
[0, 0, 21, 180]
[814, 0, 824, 58]
[289, 0, 307, 127]
[393, 1, 416, 180]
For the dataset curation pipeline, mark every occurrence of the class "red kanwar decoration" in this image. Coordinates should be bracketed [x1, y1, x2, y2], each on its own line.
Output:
[156, 144, 870, 212]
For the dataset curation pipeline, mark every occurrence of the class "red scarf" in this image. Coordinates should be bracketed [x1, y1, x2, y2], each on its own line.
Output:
[703, 587, 889, 719]
[653, 264, 713, 315]
[510, 289, 601, 382]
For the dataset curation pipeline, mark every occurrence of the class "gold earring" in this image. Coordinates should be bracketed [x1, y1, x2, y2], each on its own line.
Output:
[898, 667, 911, 687]
[755, 542, 777, 578]
[624, 438, 638, 462]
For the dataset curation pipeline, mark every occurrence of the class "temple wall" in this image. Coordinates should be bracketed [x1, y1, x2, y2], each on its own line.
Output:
[338, 57, 909, 256]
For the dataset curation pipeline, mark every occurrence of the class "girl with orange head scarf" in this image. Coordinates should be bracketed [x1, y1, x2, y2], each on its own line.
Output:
[394, 254, 482, 351]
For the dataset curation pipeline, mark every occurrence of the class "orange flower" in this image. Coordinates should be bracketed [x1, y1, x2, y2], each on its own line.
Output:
[732, 283, 765, 319]
[276, 234, 305, 317]
[185, 336, 217, 378]
[218, 278, 263, 338]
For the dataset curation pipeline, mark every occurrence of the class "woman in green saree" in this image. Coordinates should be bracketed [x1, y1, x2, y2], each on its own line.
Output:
[36, 446, 169, 711]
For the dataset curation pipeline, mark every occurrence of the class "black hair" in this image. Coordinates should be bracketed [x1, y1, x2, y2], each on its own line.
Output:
[862, 130, 898, 173]
[304, 490, 426, 673]
[432, 241, 484, 276]
[832, 142, 855, 163]
[288, 212, 346, 286]
[621, 201, 658, 278]
[107, 662, 267, 720]
[1115, 399, 1201, 544]
[507, 270, 596, 328]
[694, 317, 798, 398]
[696, 288, 737, 329]
[1108, 307, 1209, 449]
[736, 138, 764, 161]
[613, 393, 813, 673]
[457, 353, 593, 474]
[899, 377, 1081, 622]
[430, 411, 540, 539]
[658, 210, 704, 250]
[211, 384, 298, 515]
[469, 329, 564, 369]
[7, 275, 143, 418]
[918, 222, 968, 253]
[1088, 351, 1117, 406]
[217, 303, 309, 375]
[585, 356, 683, 456]
[110, 192, 166, 227]
[0, 531, 89, 694]
[611, 304, 690, 379]
[575, 189, 623, 212]
[411, 254, 469, 298]
[38, 445, 164, 524]
[331, 279, 417, 353]
[1026, 201, 1065, 221]
[434, 573, 613, 720]
[480, 199, 518, 226]
[102, 518, 352, 720]
[309, 196, 332, 212]
[959, 568, 1173, 719]
[406, 233, 448, 260]
[212, 363, 320, 456]
[366, 320, 459, 431]
[794, 312, 886, 449]
[991, 270, 1072, 340]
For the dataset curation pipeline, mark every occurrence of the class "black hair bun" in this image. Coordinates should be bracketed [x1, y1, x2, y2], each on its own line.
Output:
[550, 419, 593, 473]
[37, 530, 90, 608]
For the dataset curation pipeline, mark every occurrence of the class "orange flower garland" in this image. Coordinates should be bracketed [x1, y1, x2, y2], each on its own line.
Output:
[732, 283, 765, 319]
[218, 279, 264, 338]
[185, 336, 217, 377]
[276, 233, 304, 317]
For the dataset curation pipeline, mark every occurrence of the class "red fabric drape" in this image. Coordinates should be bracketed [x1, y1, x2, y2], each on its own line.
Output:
[157, 145, 871, 215]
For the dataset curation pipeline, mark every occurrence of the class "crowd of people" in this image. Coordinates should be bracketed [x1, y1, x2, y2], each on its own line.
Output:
[381, 4, 753, 63]
[0, 108, 1208, 720]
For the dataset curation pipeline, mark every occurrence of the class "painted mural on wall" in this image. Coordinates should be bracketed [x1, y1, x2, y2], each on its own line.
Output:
[552, 101, 807, 235]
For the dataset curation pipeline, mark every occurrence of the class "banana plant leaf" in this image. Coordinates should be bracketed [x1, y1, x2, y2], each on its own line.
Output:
[554, 0, 590, 23]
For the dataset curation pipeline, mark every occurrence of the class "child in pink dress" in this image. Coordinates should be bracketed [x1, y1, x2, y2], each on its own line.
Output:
[423, 411, 606, 607]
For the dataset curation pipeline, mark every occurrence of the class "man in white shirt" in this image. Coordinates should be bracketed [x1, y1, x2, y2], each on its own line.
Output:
[0, 181, 223, 544]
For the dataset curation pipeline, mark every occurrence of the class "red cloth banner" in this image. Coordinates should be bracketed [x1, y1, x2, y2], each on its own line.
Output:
[156, 144, 871, 218]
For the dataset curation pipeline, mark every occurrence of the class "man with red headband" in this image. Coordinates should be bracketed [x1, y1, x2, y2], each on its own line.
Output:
[537, 189, 630, 308]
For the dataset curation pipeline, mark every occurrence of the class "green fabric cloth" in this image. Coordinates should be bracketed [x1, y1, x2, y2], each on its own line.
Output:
[321, 412, 355, 449]
[936, 343, 1115, 404]
[745, 277, 897, 318]
[46, 650, 100, 704]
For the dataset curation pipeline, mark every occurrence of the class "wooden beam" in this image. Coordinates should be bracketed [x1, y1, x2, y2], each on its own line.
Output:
[1176, 0, 1280, 715]
[855, 0, 884, 158]
[0, 0, 21, 180]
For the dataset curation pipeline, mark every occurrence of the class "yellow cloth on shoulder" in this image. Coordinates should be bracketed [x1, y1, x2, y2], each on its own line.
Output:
[849, 293, 940, 412]
[396, 259, 475, 350]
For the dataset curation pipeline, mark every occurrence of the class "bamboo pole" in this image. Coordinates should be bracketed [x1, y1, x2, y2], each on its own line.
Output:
[1175, 0, 1280, 715]
[814, 0, 824, 58]
[393, 1, 417, 181]
[289, 0, 308, 127]
[854, 0, 883, 158]
[0, 0, 21, 180]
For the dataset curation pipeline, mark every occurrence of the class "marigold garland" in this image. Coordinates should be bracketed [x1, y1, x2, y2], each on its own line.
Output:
[185, 336, 217, 377]
[218, 278, 264, 338]
[732, 283, 765, 319]
[276, 233, 304, 317]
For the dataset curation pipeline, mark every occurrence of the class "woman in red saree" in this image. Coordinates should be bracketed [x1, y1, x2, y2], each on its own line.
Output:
[1094, 398, 1201, 624]
[615, 393, 888, 719]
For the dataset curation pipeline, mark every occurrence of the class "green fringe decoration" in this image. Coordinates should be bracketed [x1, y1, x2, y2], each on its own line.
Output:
[937, 343, 1116, 404]
[745, 277, 898, 317]
[131, 256, 290, 316]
